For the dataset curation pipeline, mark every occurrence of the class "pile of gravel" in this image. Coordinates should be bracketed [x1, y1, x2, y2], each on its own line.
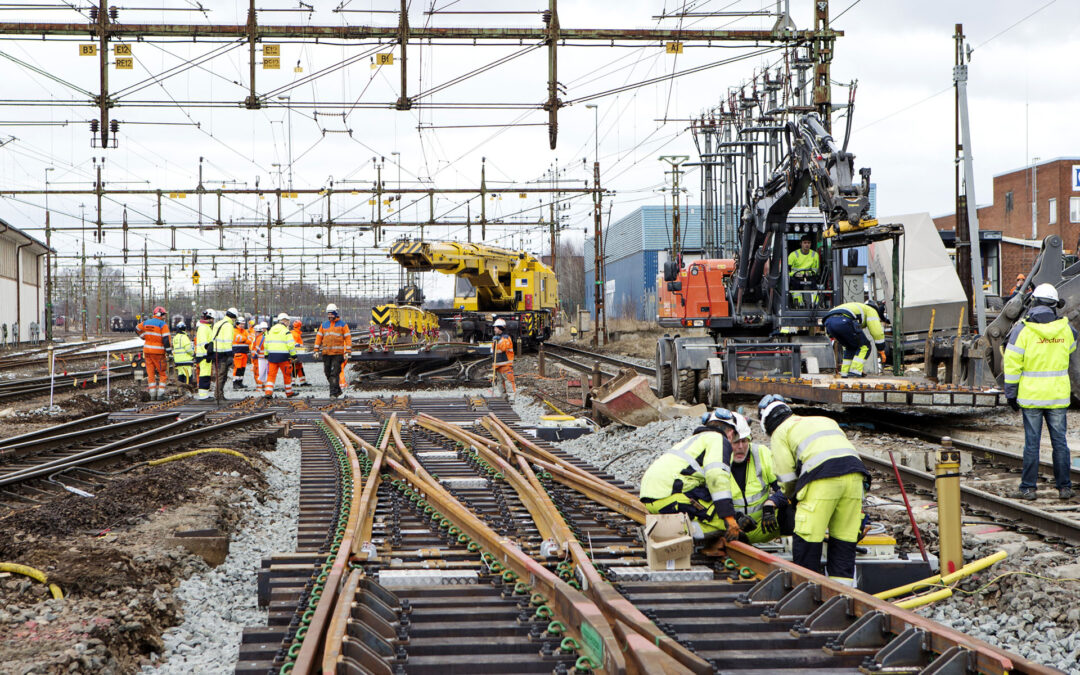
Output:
[557, 415, 699, 488]
[142, 437, 301, 674]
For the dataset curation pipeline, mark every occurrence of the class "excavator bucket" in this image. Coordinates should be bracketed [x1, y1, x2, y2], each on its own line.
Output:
[591, 368, 707, 427]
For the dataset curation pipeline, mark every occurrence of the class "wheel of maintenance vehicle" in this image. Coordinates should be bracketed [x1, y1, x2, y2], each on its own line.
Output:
[655, 340, 673, 398]
[675, 368, 698, 404]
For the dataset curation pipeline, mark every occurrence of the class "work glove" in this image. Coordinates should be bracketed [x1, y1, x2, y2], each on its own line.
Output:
[688, 520, 705, 541]
[1008, 398, 1020, 412]
[860, 513, 872, 541]
[312, 350, 322, 361]
[736, 512, 757, 533]
[761, 505, 779, 533]
[768, 490, 789, 509]
[723, 516, 741, 543]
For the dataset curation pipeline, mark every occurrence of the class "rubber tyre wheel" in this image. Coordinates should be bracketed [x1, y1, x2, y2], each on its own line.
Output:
[676, 369, 697, 404]
[655, 343, 673, 398]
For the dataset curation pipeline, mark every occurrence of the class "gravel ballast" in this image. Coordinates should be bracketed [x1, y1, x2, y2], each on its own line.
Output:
[142, 438, 301, 674]
[556, 416, 699, 488]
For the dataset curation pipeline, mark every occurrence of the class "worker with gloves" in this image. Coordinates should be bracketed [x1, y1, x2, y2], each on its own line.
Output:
[291, 320, 308, 386]
[250, 322, 268, 389]
[823, 301, 887, 378]
[639, 409, 740, 556]
[135, 306, 171, 400]
[172, 321, 195, 389]
[208, 307, 238, 401]
[1004, 283, 1076, 501]
[710, 410, 794, 544]
[231, 317, 250, 389]
[758, 394, 870, 585]
[195, 309, 215, 401]
[264, 313, 298, 398]
[788, 234, 820, 307]
[492, 318, 516, 401]
[314, 303, 352, 398]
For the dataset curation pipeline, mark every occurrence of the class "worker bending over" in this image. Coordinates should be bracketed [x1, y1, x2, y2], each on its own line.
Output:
[713, 410, 793, 544]
[265, 313, 298, 398]
[291, 320, 308, 386]
[208, 307, 238, 401]
[759, 395, 870, 585]
[136, 306, 171, 400]
[492, 318, 516, 401]
[194, 309, 215, 401]
[231, 317, 250, 389]
[788, 234, 820, 307]
[250, 322, 267, 389]
[314, 303, 351, 399]
[640, 409, 741, 555]
[1004, 283, 1076, 501]
[172, 321, 194, 390]
[823, 301, 887, 378]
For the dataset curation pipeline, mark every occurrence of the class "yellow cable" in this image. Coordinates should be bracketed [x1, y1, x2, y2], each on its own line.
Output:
[0, 562, 64, 599]
[147, 448, 252, 466]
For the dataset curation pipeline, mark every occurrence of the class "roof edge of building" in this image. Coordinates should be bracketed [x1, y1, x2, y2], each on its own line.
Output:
[992, 157, 1080, 180]
[0, 217, 53, 254]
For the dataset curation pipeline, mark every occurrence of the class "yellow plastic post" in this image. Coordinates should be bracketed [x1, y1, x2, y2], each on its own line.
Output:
[936, 437, 964, 574]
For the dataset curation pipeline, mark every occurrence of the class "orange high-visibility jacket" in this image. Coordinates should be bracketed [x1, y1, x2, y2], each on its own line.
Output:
[233, 327, 250, 353]
[291, 327, 304, 348]
[250, 333, 266, 358]
[494, 334, 514, 365]
[137, 317, 171, 354]
[315, 318, 352, 356]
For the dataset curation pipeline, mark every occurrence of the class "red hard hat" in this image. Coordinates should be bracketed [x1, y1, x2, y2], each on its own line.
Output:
[153, 306, 166, 315]
[292, 320, 302, 329]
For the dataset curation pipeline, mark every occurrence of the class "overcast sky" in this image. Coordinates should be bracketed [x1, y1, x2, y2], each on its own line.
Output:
[0, 0, 1075, 300]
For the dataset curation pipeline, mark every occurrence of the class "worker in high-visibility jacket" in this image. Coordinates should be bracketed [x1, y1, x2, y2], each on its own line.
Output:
[194, 309, 215, 401]
[208, 307, 238, 401]
[712, 410, 793, 544]
[172, 321, 195, 389]
[135, 306, 171, 400]
[640, 409, 741, 556]
[313, 303, 351, 398]
[264, 313, 297, 398]
[250, 322, 268, 388]
[788, 234, 820, 308]
[759, 395, 870, 585]
[823, 301, 887, 378]
[231, 317, 250, 389]
[492, 318, 516, 401]
[1004, 283, 1077, 501]
[291, 320, 308, 386]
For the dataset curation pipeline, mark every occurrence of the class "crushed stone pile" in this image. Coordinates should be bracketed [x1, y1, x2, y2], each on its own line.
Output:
[556, 415, 699, 488]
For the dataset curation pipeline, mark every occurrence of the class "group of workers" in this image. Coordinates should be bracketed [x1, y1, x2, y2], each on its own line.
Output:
[641, 396, 869, 585]
[136, 303, 353, 401]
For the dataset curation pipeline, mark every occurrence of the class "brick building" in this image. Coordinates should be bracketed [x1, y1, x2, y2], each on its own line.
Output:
[934, 158, 1080, 291]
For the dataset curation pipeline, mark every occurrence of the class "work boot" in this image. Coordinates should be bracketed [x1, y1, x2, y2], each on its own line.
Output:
[1010, 488, 1037, 501]
[1059, 487, 1075, 500]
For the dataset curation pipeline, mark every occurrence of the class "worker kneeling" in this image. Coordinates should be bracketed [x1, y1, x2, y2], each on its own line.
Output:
[759, 395, 870, 586]
[639, 409, 742, 556]
[717, 410, 794, 544]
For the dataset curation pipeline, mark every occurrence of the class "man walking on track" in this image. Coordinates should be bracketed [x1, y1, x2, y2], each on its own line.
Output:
[314, 303, 351, 399]
[136, 306, 171, 400]
[209, 307, 238, 401]
[492, 318, 516, 402]
[265, 313, 298, 398]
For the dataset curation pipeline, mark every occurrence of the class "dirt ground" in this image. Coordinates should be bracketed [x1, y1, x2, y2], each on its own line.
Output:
[0, 426, 273, 674]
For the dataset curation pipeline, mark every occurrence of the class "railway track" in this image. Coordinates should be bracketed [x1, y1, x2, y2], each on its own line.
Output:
[0, 338, 130, 372]
[231, 395, 1053, 675]
[543, 343, 657, 379]
[0, 364, 136, 403]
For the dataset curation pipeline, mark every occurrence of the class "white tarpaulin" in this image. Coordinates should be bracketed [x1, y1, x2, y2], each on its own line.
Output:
[868, 212, 968, 334]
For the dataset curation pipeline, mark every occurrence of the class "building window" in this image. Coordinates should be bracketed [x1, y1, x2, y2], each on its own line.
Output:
[1005, 191, 1014, 213]
[20, 249, 38, 286]
[0, 238, 15, 280]
[1072, 197, 1080, 224]
[1049, 198, 1057, 224]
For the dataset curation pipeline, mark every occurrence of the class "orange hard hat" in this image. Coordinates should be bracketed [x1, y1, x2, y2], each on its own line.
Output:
[1016, 273, 1026, 281]
[292, 320, 302, 329]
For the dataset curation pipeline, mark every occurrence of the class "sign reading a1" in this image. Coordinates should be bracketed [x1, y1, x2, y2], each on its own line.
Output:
[192, 271, 200, 285]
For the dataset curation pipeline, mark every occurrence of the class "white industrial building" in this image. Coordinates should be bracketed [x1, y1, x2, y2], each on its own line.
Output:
[0, 219, 49, 345]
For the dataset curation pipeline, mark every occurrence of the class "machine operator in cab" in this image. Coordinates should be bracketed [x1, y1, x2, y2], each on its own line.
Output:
[788, 234, 820, 307]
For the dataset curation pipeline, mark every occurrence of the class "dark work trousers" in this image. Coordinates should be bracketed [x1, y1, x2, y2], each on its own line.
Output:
[793, 535, 857, 581]
[213, 352, 233, 401]
[823, 314, 870, 362]
[323, 354, 344, 397]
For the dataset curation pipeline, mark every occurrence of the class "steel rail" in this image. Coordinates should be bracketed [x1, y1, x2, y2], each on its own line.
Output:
[0, 411, 178, 459]
[0, 411, 110, 446]
[544, 343, 657, 378]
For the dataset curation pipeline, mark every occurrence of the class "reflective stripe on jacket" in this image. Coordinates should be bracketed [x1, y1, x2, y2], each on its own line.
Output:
[315, 318, 352, 355]
[138, 317, 171, 354]
[172, 332, 194, 364]
[250, 333, 266, 358]
[1003, 313, 1076, 408]
[265, 324, 297, 363]
[824, 302, 885, 343]
[770, 415, 868, 495]
[233, 327, 250, 353]
[727, 443, 778, 516]
[494, 334, 514, 364]
[639, 429, 734, 518]
[195, 321, 213, 358]
[787, 249, 820, 273]
[211, 318, 235, 356]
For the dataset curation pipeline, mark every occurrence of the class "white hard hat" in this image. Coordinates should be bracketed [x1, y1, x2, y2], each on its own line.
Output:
[276, 312, 290, 322]
[203, 308, 215, 318]
[1033, 283, 1059, 303]
[226, 307, 239, 318]
[493, 318, 507, 328]
[326, 303, 339, 313]
[701, 409, 752, 440]
[256, 322, 267, 331]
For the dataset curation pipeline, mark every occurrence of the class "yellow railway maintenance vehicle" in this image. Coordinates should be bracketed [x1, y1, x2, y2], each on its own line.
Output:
[389, 239, 557, 350]
[369, 304, 440, 352]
